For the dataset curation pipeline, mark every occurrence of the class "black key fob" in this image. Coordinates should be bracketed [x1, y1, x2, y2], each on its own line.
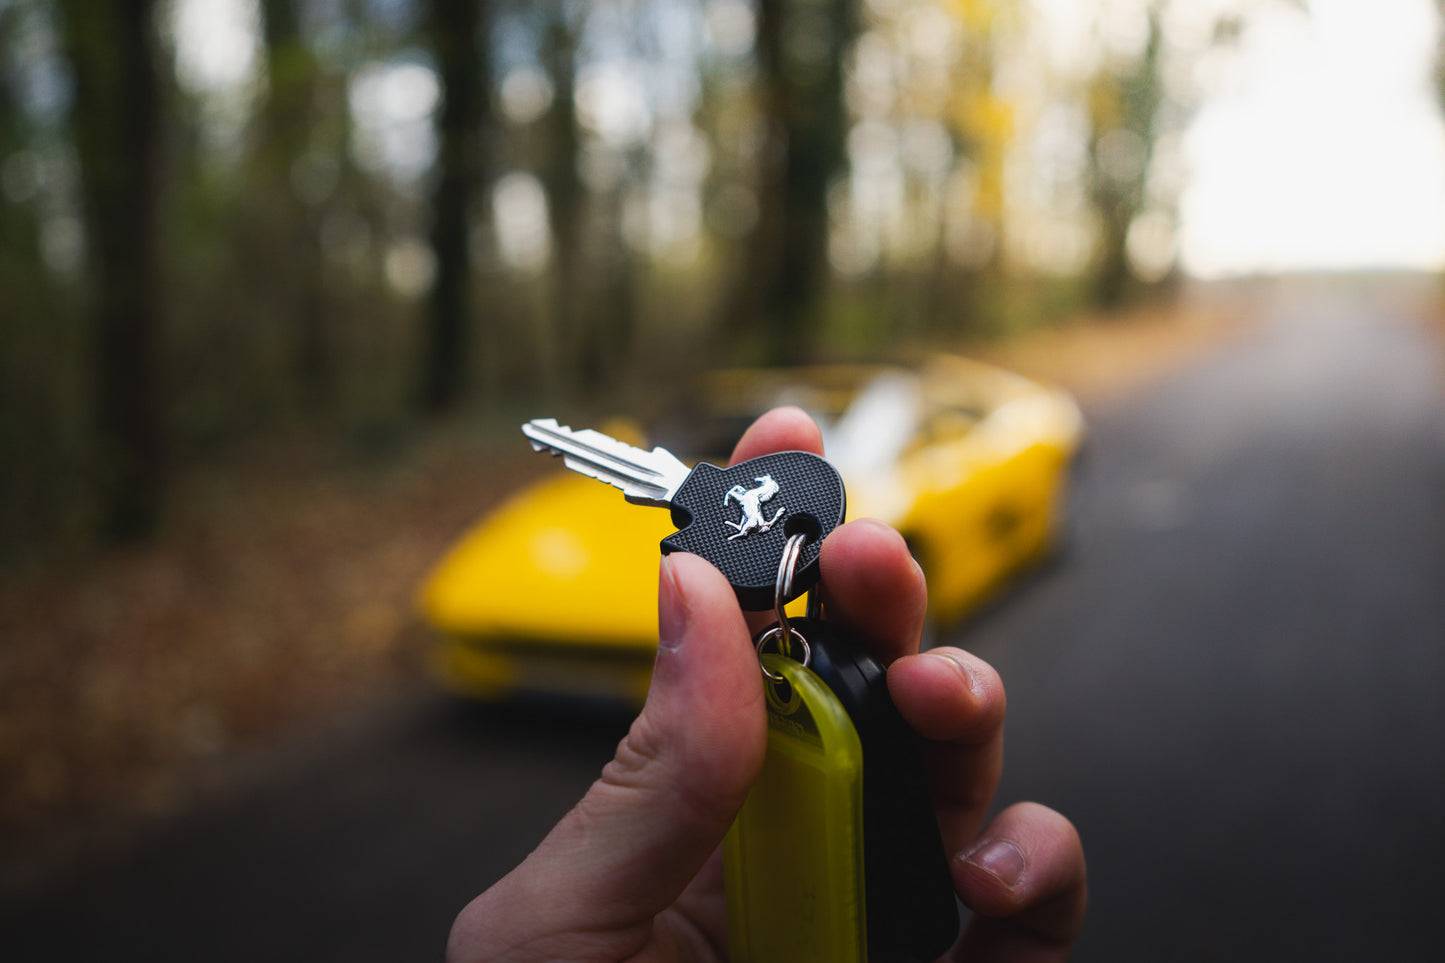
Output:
[800, 617, 961, 962]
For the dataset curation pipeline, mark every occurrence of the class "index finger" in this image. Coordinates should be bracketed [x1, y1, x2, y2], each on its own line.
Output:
[728, 405, 825, 464]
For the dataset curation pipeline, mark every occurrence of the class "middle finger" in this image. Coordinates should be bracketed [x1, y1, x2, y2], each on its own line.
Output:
[887, 646, 1008, 849]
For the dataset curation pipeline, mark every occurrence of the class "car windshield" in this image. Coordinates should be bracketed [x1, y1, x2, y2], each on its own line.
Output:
[650, 366, 926, 474]
[819, 371, 922, 477]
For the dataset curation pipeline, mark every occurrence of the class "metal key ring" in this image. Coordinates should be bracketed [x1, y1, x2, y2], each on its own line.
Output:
[774, 531, 807, 635]
[756, 624, 811, 682]
[757, 532, 811, 681]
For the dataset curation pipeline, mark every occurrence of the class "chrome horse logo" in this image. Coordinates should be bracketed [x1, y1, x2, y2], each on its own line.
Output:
[724, 475, 784, 540]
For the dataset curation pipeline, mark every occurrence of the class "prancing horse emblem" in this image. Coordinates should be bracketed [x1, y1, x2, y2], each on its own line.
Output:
[724, 475, 784, 540]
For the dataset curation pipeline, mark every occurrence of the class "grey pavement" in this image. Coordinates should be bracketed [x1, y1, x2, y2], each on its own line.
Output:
[966, 282, 1445, 960]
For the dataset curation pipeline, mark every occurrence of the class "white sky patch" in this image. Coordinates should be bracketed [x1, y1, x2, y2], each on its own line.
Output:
[576, 63, 653, 147]
[348, 60, 440, 184]
[706, 0, 757, 58]
[171, 0, 262, 94]
[1178, 0, 1445, 277]
[493, 171, 552, 274]
[500, 65, 554, 125]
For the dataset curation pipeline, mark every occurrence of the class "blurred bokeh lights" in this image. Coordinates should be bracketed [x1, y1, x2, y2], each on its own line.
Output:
[156, 0, 1445, 283]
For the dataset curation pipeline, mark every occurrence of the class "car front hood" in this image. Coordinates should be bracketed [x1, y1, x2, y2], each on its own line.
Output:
[420, 474, 676, 649]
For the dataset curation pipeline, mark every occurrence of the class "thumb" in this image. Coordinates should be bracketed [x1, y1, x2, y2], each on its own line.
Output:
[448, 553, 766, 961]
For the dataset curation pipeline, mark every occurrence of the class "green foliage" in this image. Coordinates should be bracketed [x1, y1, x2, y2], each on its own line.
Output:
[0, 0, 1235, 557]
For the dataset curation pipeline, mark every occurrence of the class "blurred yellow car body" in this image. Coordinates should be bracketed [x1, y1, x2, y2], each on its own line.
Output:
[419, 356, 1083, 705]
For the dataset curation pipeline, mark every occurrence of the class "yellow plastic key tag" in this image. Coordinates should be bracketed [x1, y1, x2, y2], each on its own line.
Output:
[723, 653, 867, 963]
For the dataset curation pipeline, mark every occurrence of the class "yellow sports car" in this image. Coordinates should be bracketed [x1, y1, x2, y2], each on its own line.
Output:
[419, 356, 1084, 705]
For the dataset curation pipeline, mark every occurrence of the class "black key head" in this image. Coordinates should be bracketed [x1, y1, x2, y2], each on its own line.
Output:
[661, 451, 846, 610]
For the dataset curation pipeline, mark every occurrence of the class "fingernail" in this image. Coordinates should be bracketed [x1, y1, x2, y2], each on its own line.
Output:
[658, 557, 687, 653]
[936, 649, 983, 698]
[961, 839, 1027, 890]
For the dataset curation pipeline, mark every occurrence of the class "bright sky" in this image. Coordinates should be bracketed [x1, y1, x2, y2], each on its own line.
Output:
[1178, 0, 1445, 277]
[167, 0, 1445, 279]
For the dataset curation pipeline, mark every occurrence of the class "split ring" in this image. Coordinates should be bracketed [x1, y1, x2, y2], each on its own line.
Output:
[755, 625, 812, 682]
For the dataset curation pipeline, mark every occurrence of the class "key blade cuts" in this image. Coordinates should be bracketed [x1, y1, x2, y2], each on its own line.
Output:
[522, 418, 690, 508]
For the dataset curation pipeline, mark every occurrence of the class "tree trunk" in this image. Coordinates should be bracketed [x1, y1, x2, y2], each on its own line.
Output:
[59, 0, 165, 540]
[422, 0, 489, 413]
[259, 0, 331, 411]
[722, 0, 856, 364]
[539, 10, 590, 393]
[1086, 6, 1163, 311]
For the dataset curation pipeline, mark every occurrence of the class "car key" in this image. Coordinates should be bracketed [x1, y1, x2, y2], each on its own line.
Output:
[525, 419, 955, 957]
[522, 417, 846, 609]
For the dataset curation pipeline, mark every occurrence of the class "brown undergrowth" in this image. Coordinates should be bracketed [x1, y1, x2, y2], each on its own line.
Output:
[0, 427, 546, 893]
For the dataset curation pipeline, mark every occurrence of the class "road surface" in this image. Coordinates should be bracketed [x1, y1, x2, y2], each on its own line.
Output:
[4, 280, 1444, 961]
[972, 282, 1445, 960]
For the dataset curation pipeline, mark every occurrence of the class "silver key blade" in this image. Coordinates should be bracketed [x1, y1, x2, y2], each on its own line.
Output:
[522, 418, 691, 508]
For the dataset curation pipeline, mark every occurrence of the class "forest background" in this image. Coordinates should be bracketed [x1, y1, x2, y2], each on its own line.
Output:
[3, 0, 1309, 549]
[3, 0, 1445, 873]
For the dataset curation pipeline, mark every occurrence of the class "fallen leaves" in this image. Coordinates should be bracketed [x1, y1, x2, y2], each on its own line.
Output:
[0, 426, 543, 882]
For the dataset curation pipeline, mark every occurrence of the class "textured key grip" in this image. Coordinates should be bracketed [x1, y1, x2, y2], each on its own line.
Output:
[661, 451, 846, 610]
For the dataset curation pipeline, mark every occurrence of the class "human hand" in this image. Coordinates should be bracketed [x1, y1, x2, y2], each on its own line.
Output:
[447, 407, 1087, 962]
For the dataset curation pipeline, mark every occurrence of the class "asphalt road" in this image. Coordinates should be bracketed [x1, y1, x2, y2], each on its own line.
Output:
[4, 281, 1444, 961]
[968, 284, 1445, 960]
